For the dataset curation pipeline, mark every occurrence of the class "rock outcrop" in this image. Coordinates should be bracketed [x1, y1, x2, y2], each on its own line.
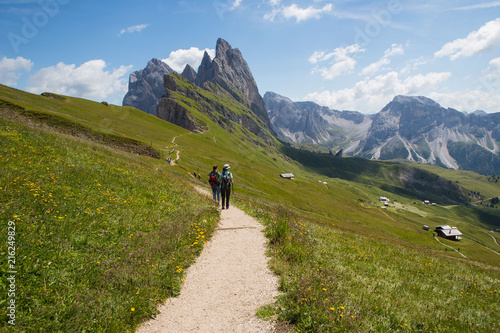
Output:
[156, 75, 205, 133]
[123, 58, 174, 116]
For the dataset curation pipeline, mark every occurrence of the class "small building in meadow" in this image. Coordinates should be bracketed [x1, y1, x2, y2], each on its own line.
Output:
[435, 225, 463, 241]
[280, 173, 294, 179]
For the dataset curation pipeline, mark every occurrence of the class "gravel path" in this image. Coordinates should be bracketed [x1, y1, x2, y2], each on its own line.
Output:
[136, 202, 279, 332]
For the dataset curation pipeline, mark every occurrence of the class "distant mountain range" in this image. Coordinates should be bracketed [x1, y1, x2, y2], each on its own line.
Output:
[122, 39, 500, 175]
[265, 92, 500, 175]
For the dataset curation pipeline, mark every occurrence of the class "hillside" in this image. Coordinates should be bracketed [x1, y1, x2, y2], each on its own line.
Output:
[0, 98, 219, 331]
[1, 84, 500, 332]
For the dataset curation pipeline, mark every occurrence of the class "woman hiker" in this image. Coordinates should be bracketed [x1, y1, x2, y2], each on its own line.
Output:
[207, 164, 221, 204]
[219, 164, 234, 210]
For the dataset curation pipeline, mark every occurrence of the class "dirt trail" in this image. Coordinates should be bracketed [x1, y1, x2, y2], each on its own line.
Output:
[433, 236, 467, 258]
[137, 194, 279, 332]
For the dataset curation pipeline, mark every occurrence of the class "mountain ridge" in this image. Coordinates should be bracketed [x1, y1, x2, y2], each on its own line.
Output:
[120, 39, 500, 175]
[266, 92, 500, 175]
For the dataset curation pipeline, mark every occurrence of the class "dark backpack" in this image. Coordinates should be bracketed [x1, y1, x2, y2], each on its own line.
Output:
[221, 171, 231, 189]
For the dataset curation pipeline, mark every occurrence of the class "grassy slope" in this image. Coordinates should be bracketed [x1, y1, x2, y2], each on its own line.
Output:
[0, 118, 219, 331]
[1, 84, 499, 332]
[414, 162, 500, 199]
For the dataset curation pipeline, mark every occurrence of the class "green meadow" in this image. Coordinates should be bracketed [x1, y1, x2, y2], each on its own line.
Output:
[0, 117, 219, 331]
[1, 83, 499, 332]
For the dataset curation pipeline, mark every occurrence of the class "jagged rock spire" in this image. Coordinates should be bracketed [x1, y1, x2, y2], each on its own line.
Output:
[195, 38, 270, 128]
[181, 64, 197, 83]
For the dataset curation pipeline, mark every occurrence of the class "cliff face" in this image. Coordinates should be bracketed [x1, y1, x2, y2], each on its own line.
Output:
[155, 76, 200, 133]
[122, 58, 174, 116]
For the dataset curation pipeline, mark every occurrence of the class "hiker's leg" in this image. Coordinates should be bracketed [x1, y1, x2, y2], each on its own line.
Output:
[212, 187, 217, 201]
[226, 189, 231, 209]
[217, 186, 221, 203]
[221, 188, 227, 208]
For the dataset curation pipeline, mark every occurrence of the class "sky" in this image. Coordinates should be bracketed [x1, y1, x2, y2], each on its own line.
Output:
[1, 0, 500, 114]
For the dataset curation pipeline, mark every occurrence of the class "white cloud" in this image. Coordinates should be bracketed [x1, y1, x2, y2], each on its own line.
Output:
[308, 51, 332, 64]
[435, 18, 500, 60]
[0, 56, 33, 86]
[264, 3, 333, 22]
[231, 0, 243, 10]
[162, 47, 215, 73]
[429, 90, 500, 112]
[454, 1, 500, 10]
[361, 43, 404, 76]
[361, 58, 390, 76]
[119, 24, 149, 36]
[384, 43, 404, 57]
[304, 71, 451, 113]
[400, 57, 428, 74]
[26, 60, 132, 102]
[310, 44, 364, 80]
[483, 57, 500, 82]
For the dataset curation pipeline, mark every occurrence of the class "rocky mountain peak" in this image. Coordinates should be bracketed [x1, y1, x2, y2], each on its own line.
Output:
[264, 91, 293, 105]
[195, 38, 270, 127]
[122, 58, 174, 116]
[146, 58, 167, 71]
[123, 38, 270, 128]
[181, 64, 197, 83]
[392, 95, 441, 108]
[196, 51, 214, 85]
[215, 37, 232, 57]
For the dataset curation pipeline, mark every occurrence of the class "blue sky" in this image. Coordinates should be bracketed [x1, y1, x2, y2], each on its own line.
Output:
[1, 0, 500, 114]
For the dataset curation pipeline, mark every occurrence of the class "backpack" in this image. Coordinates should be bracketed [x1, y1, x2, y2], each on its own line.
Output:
[221, 171, 231, 189]
[208, 171, 219, 187]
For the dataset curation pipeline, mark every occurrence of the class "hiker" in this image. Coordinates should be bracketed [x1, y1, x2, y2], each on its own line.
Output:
[208, 165, 221, 204]
[219, 164, 234, 210]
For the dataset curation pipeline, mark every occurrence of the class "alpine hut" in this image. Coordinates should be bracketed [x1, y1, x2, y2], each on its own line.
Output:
[435, 225, 463, 241]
